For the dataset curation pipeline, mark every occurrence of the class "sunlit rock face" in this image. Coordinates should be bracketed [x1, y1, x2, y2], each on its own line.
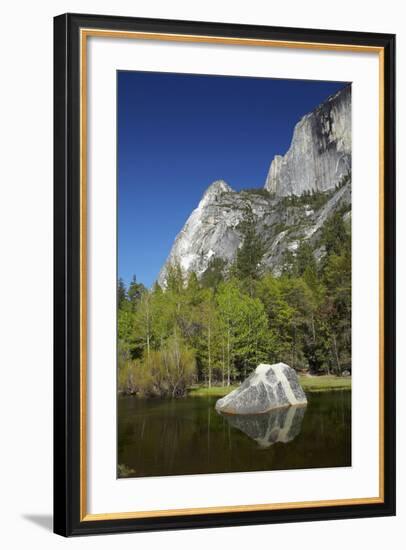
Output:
[158, 180, 241, 285]
[215, 363, 307, 415]
[157, 87, 351, 286]
[264, 86, 351, 196]
[222, 405, 306, 448]
[157, 179, 351, 285]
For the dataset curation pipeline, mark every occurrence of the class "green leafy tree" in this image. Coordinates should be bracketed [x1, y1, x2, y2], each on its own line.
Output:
[216, 280, 270, 383]
[255, 274, 294, 362]
[165, 262, 184, 294]
[134, 292, 154, 361]
[149, 285, 175, 349]
[117, 195, 353, 391]
[197, 288, 223, 387]
[318, 208, 352, 374]
[118, 306, 138, 358]
[159, 335, 197, 397]
[233, 294, 270, 378]
[278, 277, 317, 370]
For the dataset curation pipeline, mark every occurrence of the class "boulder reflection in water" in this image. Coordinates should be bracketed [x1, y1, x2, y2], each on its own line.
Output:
[220, 405, 307, 448]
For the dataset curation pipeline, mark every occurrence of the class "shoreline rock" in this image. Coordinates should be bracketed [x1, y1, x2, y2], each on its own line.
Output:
[215, 363, 307, 415]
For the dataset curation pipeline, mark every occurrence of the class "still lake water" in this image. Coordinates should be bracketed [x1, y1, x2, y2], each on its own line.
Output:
[117, 391, 351, 478]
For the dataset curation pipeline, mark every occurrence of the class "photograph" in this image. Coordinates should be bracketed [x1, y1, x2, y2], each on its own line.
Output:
[51, 9, 395, 538]
[0, 1, 398, 543]
[116, 71, 352, 478]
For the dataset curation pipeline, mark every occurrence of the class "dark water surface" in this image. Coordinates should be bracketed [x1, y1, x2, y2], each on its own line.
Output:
[117, 391, 351, 478]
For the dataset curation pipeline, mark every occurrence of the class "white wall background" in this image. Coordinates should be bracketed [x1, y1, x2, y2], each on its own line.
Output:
[0, 0, 403, 548]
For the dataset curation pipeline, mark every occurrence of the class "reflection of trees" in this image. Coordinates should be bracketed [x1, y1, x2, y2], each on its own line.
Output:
[117, 391, 351, 477]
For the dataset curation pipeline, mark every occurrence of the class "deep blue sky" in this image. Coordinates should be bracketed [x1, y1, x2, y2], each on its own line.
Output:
[118, 71, 348, 288]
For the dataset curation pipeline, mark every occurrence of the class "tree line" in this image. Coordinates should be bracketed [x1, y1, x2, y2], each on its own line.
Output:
[118, 205, 351, 397]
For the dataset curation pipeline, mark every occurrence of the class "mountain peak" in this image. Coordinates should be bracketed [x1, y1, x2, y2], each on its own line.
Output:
[264, 86, 351, 196]
[200, 180, 234, 204]
[157, 88, 352, 286]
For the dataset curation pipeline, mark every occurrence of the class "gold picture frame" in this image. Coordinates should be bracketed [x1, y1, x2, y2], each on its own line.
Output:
[54, 13, 396, 536]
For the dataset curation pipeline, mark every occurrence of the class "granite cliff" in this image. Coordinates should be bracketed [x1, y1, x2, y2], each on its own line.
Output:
[265, 85, 351, 196]
[158, 87, 351, 286]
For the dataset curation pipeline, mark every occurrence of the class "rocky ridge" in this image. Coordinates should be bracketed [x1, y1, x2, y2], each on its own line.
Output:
[157, 86, 351, 286]
[265, 85, 351, 196]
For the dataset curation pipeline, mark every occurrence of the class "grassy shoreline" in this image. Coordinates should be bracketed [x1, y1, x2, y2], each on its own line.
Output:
[188, 375, 351, 397]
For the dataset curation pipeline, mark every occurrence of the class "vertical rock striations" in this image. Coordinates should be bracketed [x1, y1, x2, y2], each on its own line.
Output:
[157, 86, 351, 286]
[158, 180, 239, 285]
[264, 85, 351, 196]
[215, 363, 307, 414]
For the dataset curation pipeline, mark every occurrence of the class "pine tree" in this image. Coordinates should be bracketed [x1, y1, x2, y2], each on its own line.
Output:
[117, 277, 127, 309]
[233, 205, 266, 295]
[294, 241, 317, 278]
[200, 257, 226, 290]
[127, 275, 146, 308]
[166, 262, 184, 294]
[134, 292, 153, 362]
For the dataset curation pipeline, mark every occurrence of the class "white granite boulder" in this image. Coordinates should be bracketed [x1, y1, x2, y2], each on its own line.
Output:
[215, 363, 307, 415]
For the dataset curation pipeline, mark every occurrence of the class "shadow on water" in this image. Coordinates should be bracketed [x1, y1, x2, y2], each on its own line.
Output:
[220, 405, 307, 449]
[118, 390, 351, 478]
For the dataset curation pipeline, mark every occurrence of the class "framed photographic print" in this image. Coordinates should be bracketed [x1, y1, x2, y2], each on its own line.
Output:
[53, 13, 396, 536]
